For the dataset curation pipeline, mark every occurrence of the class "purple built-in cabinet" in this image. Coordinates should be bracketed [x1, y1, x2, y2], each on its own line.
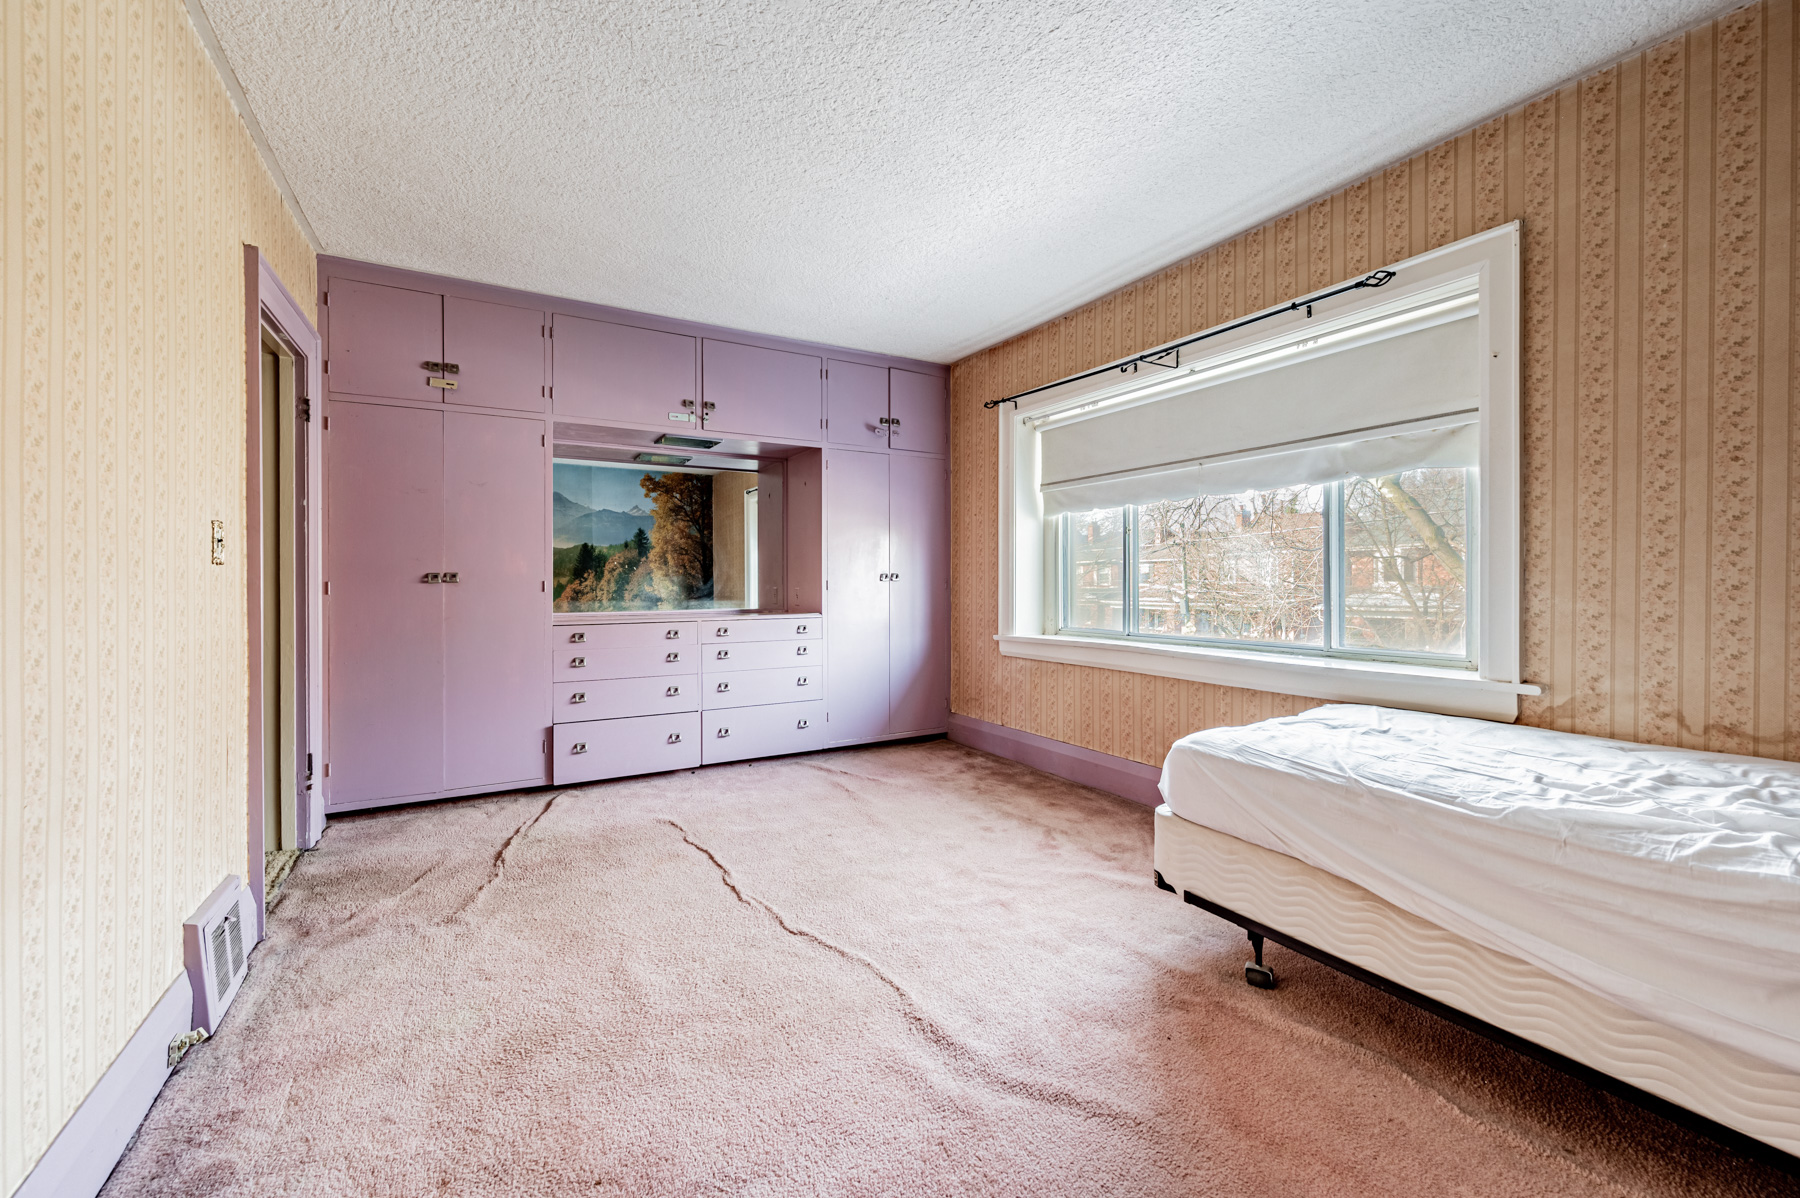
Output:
[823, 448, 948, 746]
[320, 255, 946, 810]
[889, 453, 949, 733]
[325, 402, 447, 805]
[551, 315, 697, 429]
[324, 400, 548, 810]
[444, 412, 551, 789]
[701, 339, 823, 442]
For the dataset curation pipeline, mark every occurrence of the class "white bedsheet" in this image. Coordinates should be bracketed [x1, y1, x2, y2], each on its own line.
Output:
[1159, 705, 1800, 1072]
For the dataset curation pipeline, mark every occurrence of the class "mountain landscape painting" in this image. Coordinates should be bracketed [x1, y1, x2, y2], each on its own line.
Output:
[552, 461, 717, 612]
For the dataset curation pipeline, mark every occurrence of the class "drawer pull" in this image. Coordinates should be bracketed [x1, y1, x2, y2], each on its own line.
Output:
[667, 732, 682, 744]
[716, 682, 731, 693]
[795, 623, 808, 634]
[796, 719, 810, 730]
[715, 626, 731, 637]
[570, 632, 586, 643]
[716, 727, 730, 738]
[666, 651, 681, 662]
[665, 628, 681, 640]
[422, 572, 442, 583]
[796, 645, 809, 655]
[570, 656, 586, 668]
[571, 742, 588, 754]
[666, 685, 681, 697]
[715, 649, 730, 660]
[570, 692, 586, 704]
[796, 676, 809, 686]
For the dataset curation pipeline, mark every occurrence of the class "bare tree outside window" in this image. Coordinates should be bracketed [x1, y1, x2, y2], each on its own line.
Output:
[1136, 487, 1325, 645]
[1060, 468, 1470, 662]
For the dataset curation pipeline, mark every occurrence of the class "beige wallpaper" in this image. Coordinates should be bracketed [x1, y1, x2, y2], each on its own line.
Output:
[952, 0, 1800, 767]
[0, 0, 315, 1188]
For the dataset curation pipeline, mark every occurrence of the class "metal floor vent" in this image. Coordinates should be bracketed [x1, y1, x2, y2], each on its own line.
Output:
[183, 876, 254, 1035]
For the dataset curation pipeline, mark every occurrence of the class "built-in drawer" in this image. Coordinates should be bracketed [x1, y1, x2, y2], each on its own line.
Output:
[552, 676, 697, 723]
[702, 666, 819, 710]
[558, 621, 694, 649]
[553, 643, 695, 682]
[699, 615, 820, 643]
[701, 639, 822, 673]
[702, 700, 827, 765]
[552, 712, 701, 784]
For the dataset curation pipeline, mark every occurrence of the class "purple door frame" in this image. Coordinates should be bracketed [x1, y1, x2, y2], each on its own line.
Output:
[245, 246, 325, 941]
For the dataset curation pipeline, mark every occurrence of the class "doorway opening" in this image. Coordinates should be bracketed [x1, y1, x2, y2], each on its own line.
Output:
[259, 326, 307, 904]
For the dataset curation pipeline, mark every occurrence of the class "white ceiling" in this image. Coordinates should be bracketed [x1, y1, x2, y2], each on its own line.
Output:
[200, 0, 1732, 363]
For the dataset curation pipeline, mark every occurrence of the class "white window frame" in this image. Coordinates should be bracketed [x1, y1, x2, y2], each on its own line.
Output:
[995, 223, 1539, 721]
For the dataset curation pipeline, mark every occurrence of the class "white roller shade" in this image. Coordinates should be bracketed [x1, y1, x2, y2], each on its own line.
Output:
[1039, 300, 1479, 514]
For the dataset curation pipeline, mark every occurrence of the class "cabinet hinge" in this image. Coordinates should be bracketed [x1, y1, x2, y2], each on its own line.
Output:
[322, 291, 328, 306]
[322, 415, 330, 431]
[323, 580, 330, 595]
[324, 762, 330, 777]
[322, 359, 329, 374]
[298, 397, 311, 422]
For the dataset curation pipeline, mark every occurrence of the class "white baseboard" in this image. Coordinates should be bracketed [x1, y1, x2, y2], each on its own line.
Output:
[12, 973, 192, 1198]
[947, 713, 1163, 806]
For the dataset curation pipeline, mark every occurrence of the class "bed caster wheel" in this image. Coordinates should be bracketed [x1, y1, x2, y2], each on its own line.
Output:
[1243, 930, 1276, 989]
[1244, 962, 1277, 990]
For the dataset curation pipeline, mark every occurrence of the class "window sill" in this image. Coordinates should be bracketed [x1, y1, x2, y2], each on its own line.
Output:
[994, 633, 1540, 722]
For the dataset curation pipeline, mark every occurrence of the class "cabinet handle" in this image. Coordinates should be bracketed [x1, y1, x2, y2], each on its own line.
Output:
[715, 627, 730, 637]
[702, 401, 716, 413]
[570, 632, 586, 643]
[716, 649, 730, 660]
[666, 651, 680, 662]
[665, 628, 681, 639]
[442, 572, 459, 583]
[716, 727, 730, 738]
[667, 732, 682, 744]
[570, 692, 586, 703]
[890, 572, 899, 581]
[796, 719, 809, 729]
[796, 676, 809, 686]
[795, 623, 808, 634]
[666, 685, 681, 697]
[570, 656, 586, 668]
[571, 742, 587, 754]
[421, 360, 460, 375]
[890, 418, 901, 429]
[796, 645, 808, 655]
[422, 572, 442, 583]
[716, 682, 730, 693]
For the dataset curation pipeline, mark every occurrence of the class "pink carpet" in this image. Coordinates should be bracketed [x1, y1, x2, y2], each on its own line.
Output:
[103, 741, 1796, 1196]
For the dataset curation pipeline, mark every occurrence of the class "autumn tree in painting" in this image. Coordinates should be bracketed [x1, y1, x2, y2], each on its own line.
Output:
[641, 472, 713, 604]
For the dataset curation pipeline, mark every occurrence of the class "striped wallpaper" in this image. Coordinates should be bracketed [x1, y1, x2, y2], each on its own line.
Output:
[950, 0, 1800, 766]
[1, 0, 316, 1188]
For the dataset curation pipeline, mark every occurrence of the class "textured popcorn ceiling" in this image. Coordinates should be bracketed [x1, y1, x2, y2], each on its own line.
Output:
[200, 0, 1729, 362]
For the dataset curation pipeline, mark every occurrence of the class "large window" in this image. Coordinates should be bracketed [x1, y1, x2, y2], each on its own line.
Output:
[995, 225, 1533, 720]
[1061, 467, 1470, 664]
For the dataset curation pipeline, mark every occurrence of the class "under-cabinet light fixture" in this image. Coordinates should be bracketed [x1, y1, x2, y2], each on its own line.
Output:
[634, 452, 693, 466]
[655, 434, 721, 450]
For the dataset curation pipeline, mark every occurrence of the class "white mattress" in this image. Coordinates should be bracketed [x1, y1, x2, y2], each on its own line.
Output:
[1158, 705, 1800, 1073]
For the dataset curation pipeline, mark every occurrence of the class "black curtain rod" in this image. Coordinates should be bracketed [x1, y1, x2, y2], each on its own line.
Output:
[983, 269, 1397, 409]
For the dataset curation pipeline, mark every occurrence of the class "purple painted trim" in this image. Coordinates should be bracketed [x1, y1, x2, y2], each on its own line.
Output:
[246, 246, 326, 942]
[947, 713, 1164, 807]
[317, 255, 950, 376]
[13, 973, 192, 1198]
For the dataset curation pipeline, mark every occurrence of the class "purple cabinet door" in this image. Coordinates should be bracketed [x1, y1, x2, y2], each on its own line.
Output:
[327, 279, 444, 403]
[826, 359, 889, 448]
[888, 454, 949, 735]
[443, 411, 550, 790]
[824, 450, 890, 745]
[888, 369, 947, 455]
[551, 315, 697, 429]
[702, 339, 822, 442]
[325, 401, 444, 806]
[444, 296, 546, 413]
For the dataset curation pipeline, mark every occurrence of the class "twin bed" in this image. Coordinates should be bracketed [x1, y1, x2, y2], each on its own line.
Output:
[1151, 705, 1800, 1162]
